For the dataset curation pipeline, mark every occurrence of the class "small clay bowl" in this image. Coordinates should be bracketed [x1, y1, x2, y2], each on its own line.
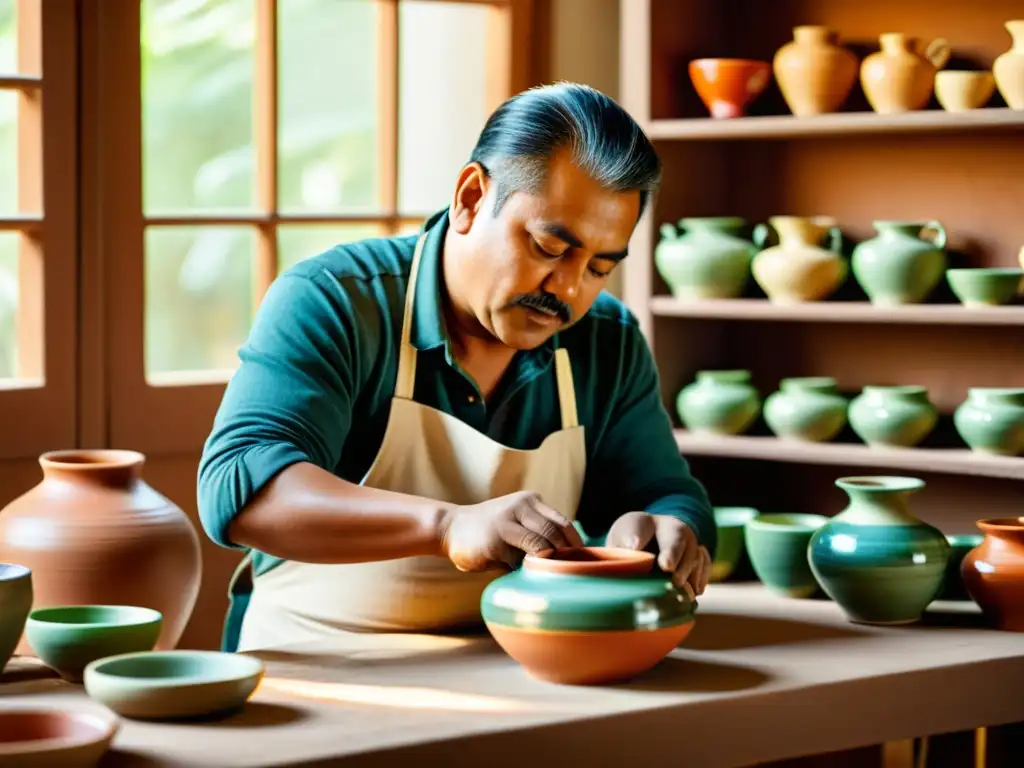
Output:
[946, 268, 1024, 307]
[689, 58, 772, 118]
[0, 563, 32, 675]
[83, 650, 265, 720]
[745, 513, 828, 598]
[25, 605, 162, 683]
[711, 507, 759, 582]
[0, 708, 118, 768]
[935, 70, 996, 112]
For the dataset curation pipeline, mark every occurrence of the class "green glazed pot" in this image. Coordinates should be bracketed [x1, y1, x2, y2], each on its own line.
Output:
[851, 220, 947, 305]
[848, 385, 937, 447]
[763, 377, 848, 442]
[744, 513, 827, 598]
[953, 387, 1024, 456]
[808, 476, 950, 625]
[677, 369, 761, 435]
[0, 563, 32, 674]
[654, 217, 756, 299]
[711, 507, 759, 582]
[938, 534, 984, 601]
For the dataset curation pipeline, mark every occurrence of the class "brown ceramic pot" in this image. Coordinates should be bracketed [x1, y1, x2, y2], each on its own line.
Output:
[961, 518, 1024, 632]
[0, 450, 202, 654]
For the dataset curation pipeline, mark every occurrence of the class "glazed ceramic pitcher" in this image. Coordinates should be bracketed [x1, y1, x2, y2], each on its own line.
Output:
[751, 216, 846, 303]
[851, 221, 947, 305]
[654, 217, 755, 299]
[861, 33, 951, 113]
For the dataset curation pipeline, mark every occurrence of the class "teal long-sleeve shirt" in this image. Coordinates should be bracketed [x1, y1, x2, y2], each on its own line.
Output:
[197, 209, 715, 585]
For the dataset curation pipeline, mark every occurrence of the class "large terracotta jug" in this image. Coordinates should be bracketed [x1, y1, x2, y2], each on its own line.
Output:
[0, 450, 202, 653]
[994, 20, 1024, 110]
[961, 518, 1024, 632]
[751, 216, 846, 303]
[773, 26, 858, 116]
[861, 34, 950, 113]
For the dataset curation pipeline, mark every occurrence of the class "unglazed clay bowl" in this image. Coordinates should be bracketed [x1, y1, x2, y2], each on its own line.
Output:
[745, 513, 828, 598]
[481, 546, 696, 685]
[935, 70, 996, 112]
[689, 58, 772, 118]
[0, 563, 32, 675]
[0, 708, 118, 768]
[711, 507, 759, 582]
[83, 650, 264, 720]
[946, 268, 1024, 307]
[25, 605, 162, 683]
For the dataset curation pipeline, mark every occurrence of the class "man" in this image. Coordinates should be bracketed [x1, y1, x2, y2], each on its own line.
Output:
[198, 82, 715, 654]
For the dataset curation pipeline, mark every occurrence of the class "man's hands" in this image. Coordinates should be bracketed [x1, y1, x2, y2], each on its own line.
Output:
[605, 511, 711, 596]
[438, 491, 584, 572]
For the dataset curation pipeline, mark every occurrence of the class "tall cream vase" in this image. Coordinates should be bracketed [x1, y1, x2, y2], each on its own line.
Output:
[994, 20, 1024, 110]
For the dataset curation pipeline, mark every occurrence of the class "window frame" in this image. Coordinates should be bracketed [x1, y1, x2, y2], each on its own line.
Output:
[83, 0, 534, 456]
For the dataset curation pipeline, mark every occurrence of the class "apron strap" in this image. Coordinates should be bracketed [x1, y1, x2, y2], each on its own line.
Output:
[394, 233, 429, 401]
[554, 347, 579, 429]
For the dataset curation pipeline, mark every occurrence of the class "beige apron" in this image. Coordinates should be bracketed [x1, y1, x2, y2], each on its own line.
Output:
[234, 232, 587, 652]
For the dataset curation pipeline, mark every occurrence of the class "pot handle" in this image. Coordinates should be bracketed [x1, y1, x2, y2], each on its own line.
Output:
[925, 38, 951, 70]
[920, 220, 947, 249]
[826, 226, 843, 254]
[752, 222, 772, 249]
[659, 222, 677, 241]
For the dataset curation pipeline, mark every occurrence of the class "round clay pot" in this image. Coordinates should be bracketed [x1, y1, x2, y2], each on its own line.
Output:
[0, 450, 202, 655]
[654, 217, 756, 300]
[953, 387, 1024, 456]
[860, 33, 950, 113]
[993, 20, 1024, 110]
[676, 369, 761, 436]
[851, 220, 948, 305]
[773, 26, 858, 116]
[480, 547, 696, 685]
[688, 58, 771, 118]
[961, 518, 1024, 631]
[764, 377, 849, 443]
[848, 385, 938, 448]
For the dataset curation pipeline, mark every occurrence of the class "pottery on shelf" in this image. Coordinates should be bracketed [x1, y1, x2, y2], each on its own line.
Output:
[751, 216, 846, 303]
[676, 369, 761, 436]
[763, 377, 849, 443]
[938, 534, 984, 601]
[0, 708, 119, 768]
[773, 25, 858, 116]
[745, 513, 826, 598]
[688, 58, 772, 118]
[934, 71, 996, 112]
[711, 507, 759, 583]
[480, 547, 697, 685]
[0, 450, 202, 655]
[953, 387, 1024, 457]
[0, 564, 32, 675]
[946, 267, 1024, 307]
[993, 20, 1024, 110]
[851, 220, 948, 305]
[961, 518, 1024, 631]
[860, 33, 951, 113]
[848, 385, 938, 448]
[809, 476, 949, 625]
[654, 217, 756, 299]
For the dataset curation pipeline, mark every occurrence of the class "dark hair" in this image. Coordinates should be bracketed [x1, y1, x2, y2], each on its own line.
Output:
[468, 82, 661, 219]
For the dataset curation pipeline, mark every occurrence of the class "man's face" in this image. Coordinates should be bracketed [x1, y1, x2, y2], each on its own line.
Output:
[449, 150, 642, 350]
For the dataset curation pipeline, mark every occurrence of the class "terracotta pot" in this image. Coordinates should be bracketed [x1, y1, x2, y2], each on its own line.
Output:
[688, 58, 771, 118]
[0, 450, 202, 654]
[861, 33, 950, 113]
[961, 518, 1024, 631]
[773, 26, 858, 116]
[993, 20, 1024, 110]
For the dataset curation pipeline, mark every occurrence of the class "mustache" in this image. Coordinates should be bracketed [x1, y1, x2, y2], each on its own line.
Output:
[511, 292, 572, 323]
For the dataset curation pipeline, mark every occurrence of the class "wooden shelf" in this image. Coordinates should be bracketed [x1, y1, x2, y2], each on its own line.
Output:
[674, 431, 1024, 481]
[649, 297, 1024, 326]
[647, 109, 1024, 142]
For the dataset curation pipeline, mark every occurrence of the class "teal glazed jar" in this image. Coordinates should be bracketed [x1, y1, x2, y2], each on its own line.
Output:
[654, 217, 756, 299]
[953, 387, 1024, 456]
[851, 220, 947, 305]
[676, 370, 761, 435]
[808, 476, 950, 625]
[848, 385, 937, 447]
[763, 376, 848, 442]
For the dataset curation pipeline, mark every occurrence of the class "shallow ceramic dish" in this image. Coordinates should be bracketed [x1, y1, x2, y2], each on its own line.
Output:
[946, 268, 1024, 307]
[0, 708, 118, 768]
[83, 650, 264, 720]
[0, 563, 33, 674]
[711, 507, 759, 582]
[25, 605, 162, 682]
[481, 546, 697, 685]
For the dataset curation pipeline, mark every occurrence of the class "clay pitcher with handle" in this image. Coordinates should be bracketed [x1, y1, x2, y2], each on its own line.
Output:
[751, 216, 847, 303]
[861, 34, 951, 113]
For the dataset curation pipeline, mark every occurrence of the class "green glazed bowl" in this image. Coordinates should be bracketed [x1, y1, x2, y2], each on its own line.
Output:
[745, 513, 828, 598]
[711, 507, 759, 582]
[0, 564, 32, 676]
[946, 268, 1024, 307]
[25, 605, 162, 682]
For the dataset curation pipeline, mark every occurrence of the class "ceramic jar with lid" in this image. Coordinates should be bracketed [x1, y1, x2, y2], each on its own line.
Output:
[764, 377, 849, 443]
[654, 217, 756, 299]
[860, 33, 951, 113]
[953, 388, 1024, 456]
[848, 385, 937, 447]
[676, 370, 761, 435]
[773, 26, 858, 115]
[851, 220, 948, 305]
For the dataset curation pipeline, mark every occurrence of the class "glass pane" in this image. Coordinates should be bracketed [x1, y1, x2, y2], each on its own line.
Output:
[278, 0, 378, 214]
[0, 0, 15, 74]
[0, 232, 17, 379]
[278, 223, 387, 274]
[141, 0, 255, 214]
[0, 91, 15, 216]
[145, 226, 255, 378]
[398, 1, 490, 215]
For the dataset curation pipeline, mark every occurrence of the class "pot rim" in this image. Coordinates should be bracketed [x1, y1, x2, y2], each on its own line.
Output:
[524, 546, 655, 575]
[976, 517, 1024, 532]
[745, 512, 828, 531]
[836, 475, 926, 493]
[27, 604, 163, 630]
[39, 449, 145, 471]
[0, 563, 31, 582]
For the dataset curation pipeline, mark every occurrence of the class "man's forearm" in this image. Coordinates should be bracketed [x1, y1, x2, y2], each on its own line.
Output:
[226, 462, 451, 563]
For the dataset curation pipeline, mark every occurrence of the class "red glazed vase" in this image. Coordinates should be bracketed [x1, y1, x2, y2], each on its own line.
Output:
[0, 450, 202, 654]
[689, 58, 772, 118]
[961, 518, 1024, 631]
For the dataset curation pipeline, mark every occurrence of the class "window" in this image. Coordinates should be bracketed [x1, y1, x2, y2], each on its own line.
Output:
[0, 1, 77, 459]
[90, 0, 533, 455]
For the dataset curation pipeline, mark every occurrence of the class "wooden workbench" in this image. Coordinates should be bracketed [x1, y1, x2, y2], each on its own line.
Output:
[2, 583, 1023, 767]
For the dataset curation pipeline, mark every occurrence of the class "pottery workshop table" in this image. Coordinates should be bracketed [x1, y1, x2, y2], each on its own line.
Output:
[3, 583, 1024, 768]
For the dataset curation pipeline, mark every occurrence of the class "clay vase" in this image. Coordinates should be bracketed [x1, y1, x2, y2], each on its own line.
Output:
[676, 369, 761, 436]
[808, 476, 950, 625]
[480, 547, 697, 685]
[851, 220, 948, 305]
[751, 216, 847, 303]
[654, 218, 756, 299]
[773, 26, 858, 116]
[688, 59, 772, 118]
[848, 385, 938, 448]
[993, 20, 1024, 110]
[961, 519, 1024, 631]
[953, 388, 1024, 456]
[763, 377, 849, 443]
[0, 450, 202, 654]
[861, 33, 951, 113]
